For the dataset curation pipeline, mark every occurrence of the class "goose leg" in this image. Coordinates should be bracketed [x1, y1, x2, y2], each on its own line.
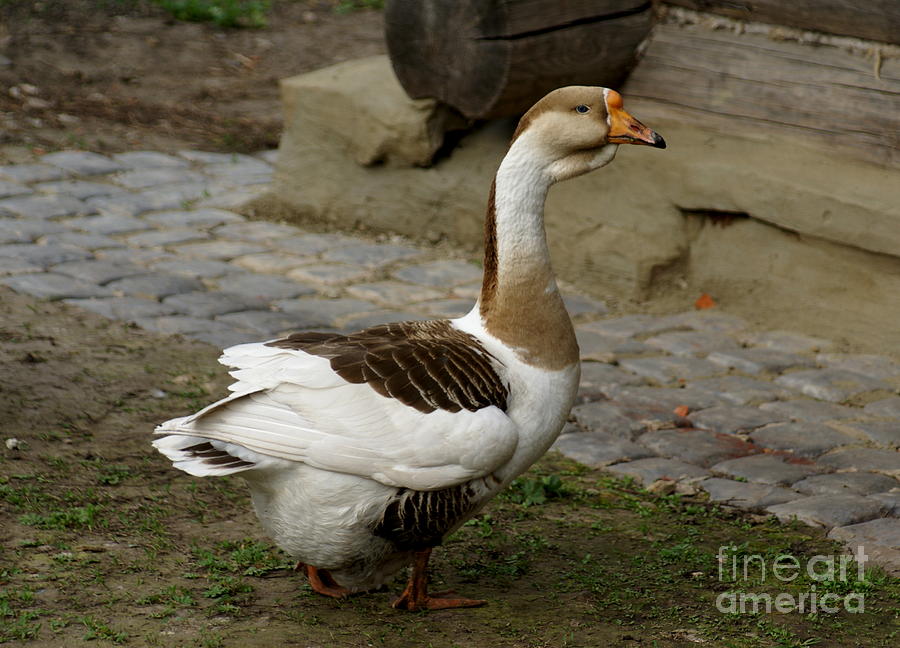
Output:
[392, 548, 486, 611]
[296, 562, 351, 599]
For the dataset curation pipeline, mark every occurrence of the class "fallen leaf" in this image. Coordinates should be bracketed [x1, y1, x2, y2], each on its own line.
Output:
[695, 293, 716, 309]
[673, 405, 690, 417]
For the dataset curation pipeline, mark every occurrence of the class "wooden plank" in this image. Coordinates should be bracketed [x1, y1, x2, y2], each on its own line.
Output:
[663, 0, 900, 45]
[623, 24, 900, 166]
[490, 0, 650, 37]
[385, 0, 653, 118]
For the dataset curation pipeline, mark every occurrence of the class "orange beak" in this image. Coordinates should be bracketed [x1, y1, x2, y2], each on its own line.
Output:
[606, 90, 666, 149]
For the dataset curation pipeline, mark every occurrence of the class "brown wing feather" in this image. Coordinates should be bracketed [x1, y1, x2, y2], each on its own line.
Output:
[267, 320, 508, 414]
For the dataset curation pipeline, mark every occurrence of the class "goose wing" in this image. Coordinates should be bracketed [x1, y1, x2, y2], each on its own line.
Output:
[154, 320, 517, 491]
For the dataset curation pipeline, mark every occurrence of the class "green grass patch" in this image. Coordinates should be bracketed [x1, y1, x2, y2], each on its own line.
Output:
[152, 0, 269, 28]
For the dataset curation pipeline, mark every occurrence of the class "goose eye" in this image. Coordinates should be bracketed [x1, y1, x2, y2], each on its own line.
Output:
[575, 104, 590, 114]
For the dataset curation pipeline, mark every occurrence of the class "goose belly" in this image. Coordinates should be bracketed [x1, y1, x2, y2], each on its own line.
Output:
[243, 465, 401, 590]
[495, 361, 580, 485]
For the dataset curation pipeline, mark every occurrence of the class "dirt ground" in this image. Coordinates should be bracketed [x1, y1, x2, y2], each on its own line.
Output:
[0, 0, 385, 163]
[2, 287, 898, 647]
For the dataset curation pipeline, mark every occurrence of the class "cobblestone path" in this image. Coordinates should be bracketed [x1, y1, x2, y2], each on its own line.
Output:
[1, 149, 898, 572]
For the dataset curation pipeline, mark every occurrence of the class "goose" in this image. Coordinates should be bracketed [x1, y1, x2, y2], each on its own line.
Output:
[153, 86, 665, 611]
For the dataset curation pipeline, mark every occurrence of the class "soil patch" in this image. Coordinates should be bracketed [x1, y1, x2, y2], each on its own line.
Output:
[0, 0, 385, 162]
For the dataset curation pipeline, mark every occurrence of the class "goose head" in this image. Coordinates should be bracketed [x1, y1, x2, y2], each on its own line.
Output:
[510, 86, 666, 182]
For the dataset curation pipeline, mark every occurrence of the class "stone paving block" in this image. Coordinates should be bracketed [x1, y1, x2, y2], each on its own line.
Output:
[232, 252, 316, 274]
[0, 180, 33, 198]
[711, 454, 822, 485]
[186, 327, 260, 349]
[113, 151, 191, 169]
[203, 160, 272, 182]
[214, 221, 303, 242]
[759, 399, 858, 423]
[96, 248, 176, 266]
[0, 272, 112, 300]
[256, 150, 278, 164]
[792, 472, 898, 497]
[817, 447, 900, 477]
[66, 296, 178, 320]
[273, 297, 377, 326]
[868, 492, 900, 516]
[106, 274, 204, 299]
[135, 182, 211, 209]
[346, 281, 444, 305]
[40, 232, 123, 250]
[577, 362, 646, 401]
[271, 234, 354, 257]
[134, 315, 238, 336]
[639, 428, 760, 467]
[64, 213, 153, 235]
[143, 208, 244, 229]
[195, 185, 267, 210]
[33, 180, 126, 199]
[172, 240, 269, 260]
[415, 298, 473, 318]
[659, 311, 749, 334]
[287, 263, 371, 286]
[618, 356, 724, 383]
[340, 311, 426, 331]
[688, 375, 792, 405]
[749, 422, 857, 458]
[571, 401, 645, 438]
[707, 348, 816, 375]
[0, 194, 88, 219]
[162, 291, 270, 318]
[179, 150, 257, 165]
[0, 163, 66, 183]
[125, 228, 210, 248]
[113, 167, 206, 190]
[215, 273, 316, 300]
[0, 257, 41, 275]
[612, 385, 730, 413]
[0, 218, 69, 243]
[817, 353, 900, 380]
[767, 494, 885, 529]
[864, 397, 900, 419]
[827, 420, 900, 448]
[50, 259, 145, 285]
[149, 258, 241, 279]
[690, 406, 786, 434]
[700, 478, 800, 509]
[740, 330, 833, 354]
[579, 314, 677, 338]
[215, 310, 300, 336]
[0, 242, 92, 267]
[391, 260, 484, 288]
[775, 368, 890, 403]
[42, 151, 123, 175]
[85, 193, 156, 218]
[606, 457, 710, 485]
[575, 329, 651, 362]
[828, 518, 900, 575]
[553, 431, 655, 468]
[452, 282, 481, 300]
[322, 243, 421, 268]
[644, 331, 738, 357]
[562, 294, 609, 318]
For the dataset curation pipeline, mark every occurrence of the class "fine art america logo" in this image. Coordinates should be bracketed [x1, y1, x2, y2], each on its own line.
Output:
[716, 544, 868, 614]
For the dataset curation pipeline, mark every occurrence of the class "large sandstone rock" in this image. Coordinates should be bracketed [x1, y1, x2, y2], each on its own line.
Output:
[269, 55, 900, 351]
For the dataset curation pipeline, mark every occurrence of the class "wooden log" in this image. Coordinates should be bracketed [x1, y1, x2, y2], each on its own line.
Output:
[623, 23, 900, 166]
[385, 0, 655, 119]
[663, 0, 900, 45]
